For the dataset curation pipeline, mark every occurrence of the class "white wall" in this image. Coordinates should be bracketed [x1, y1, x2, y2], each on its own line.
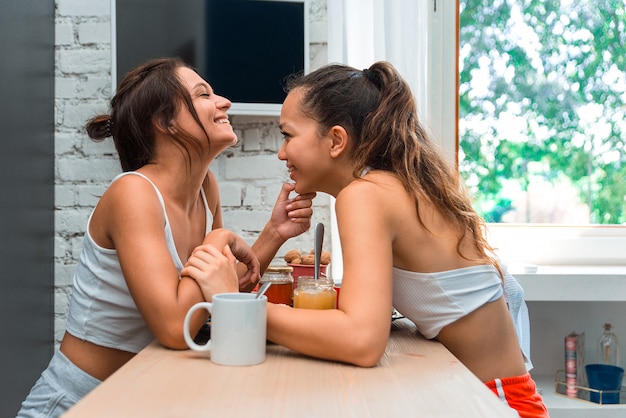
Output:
[53, 0, 331, 344]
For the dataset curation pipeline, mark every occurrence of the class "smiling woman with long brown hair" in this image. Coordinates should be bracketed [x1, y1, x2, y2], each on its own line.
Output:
[16, 57, 315, 417]
[194, 61, 549, 418]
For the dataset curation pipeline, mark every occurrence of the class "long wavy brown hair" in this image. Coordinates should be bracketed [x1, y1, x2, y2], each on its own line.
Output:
[285, 61, 502, 277]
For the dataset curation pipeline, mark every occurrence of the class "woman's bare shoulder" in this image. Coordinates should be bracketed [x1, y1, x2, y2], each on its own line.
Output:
[90, 173, 165, 248]
[101, 173, 161, 206]
[97, 173, 169, 230]
[337, 171, 407, 205]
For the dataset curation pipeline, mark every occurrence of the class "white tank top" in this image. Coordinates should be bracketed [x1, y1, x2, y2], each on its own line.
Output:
[392, 264, 532, 370]
[65, 172, 212, 353]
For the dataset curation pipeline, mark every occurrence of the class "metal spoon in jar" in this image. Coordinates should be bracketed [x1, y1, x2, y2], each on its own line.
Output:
[314, 222, 324, 280]
[255, 281, 272, 299]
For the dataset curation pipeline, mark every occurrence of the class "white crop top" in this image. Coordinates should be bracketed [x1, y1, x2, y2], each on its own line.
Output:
[392, 264, 532, 370]
[65, 172, 213, 353]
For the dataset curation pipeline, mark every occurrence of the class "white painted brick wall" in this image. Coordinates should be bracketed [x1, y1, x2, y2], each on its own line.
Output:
[53, 0, 330, 345]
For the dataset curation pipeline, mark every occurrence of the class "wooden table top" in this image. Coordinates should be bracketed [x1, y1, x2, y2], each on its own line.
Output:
[63, 318, 517, 417]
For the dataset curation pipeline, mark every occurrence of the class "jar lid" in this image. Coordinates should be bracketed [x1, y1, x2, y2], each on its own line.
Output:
[265, 265, 294, 273]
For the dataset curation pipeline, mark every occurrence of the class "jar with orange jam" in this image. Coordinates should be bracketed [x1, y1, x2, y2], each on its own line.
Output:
[293, 276, 337, 309]
[259, 265, 294, 306]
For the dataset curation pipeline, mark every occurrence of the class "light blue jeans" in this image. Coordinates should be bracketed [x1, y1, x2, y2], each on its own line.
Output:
[16, 351, 100, 418]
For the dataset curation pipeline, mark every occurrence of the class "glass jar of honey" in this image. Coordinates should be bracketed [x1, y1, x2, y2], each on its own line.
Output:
[259, 265, 294, 306]
[293, 276, 337, 309]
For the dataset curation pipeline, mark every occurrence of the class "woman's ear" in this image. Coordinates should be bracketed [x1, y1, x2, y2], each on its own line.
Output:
[327, 125, 349, 158]
[154, 118, 176, 135]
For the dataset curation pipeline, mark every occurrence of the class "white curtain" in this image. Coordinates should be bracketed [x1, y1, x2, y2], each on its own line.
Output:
[327, 0, 429, 118]
[326, 0, 431, 281]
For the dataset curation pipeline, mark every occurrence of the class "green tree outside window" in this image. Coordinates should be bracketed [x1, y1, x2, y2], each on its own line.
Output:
[459, 0, 626, 224]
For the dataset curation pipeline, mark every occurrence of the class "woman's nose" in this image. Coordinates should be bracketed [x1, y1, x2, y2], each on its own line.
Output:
[215, 94, 232, 110]
[277, 141, 287, 160]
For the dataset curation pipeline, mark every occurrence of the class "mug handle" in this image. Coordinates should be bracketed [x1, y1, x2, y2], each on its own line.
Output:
[183, 302, 213, 352]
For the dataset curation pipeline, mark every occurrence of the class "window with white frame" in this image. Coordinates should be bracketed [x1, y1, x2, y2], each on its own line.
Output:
[456, 1, 626, 267]
[328, 1, 625, 277]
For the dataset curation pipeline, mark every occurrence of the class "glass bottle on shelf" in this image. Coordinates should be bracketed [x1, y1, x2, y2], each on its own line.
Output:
[597, 323, 620, 366]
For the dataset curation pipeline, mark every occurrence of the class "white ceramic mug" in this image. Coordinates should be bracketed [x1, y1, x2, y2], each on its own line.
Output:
[183, 293, 267, 366]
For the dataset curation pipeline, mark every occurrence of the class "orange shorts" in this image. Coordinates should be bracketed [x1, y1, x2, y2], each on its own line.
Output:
[485, 373, 550, 418]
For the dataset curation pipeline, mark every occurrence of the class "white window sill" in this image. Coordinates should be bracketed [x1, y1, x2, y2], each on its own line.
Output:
[513, 265, 626, 301]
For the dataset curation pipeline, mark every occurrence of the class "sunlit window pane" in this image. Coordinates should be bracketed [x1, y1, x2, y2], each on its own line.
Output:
[459, 0, 626, 225]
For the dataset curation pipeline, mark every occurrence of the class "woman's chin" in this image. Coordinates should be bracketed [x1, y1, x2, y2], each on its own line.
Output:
[294, 182, 314, 195]
[292, 181, 302, 193]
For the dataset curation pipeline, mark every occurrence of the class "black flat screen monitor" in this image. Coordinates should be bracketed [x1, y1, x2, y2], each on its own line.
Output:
[114, 0, 308, 115]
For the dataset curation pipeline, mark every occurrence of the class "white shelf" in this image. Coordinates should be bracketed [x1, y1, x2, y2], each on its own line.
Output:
[535, 375, 626, 418]
[514, 266, 626, 301]
[520, 267, 626, 415]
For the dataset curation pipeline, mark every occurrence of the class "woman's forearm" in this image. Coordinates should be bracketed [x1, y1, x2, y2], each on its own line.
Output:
[239, 223, 286, 291]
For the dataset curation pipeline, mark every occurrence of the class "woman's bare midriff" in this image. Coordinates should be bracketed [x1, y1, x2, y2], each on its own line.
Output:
[60, 332, 136, 381]
[435, 297, 528, 383]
